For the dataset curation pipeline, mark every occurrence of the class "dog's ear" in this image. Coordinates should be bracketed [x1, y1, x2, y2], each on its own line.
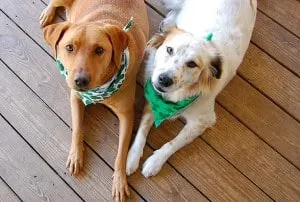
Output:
[199, 55, 222, 92]
[147, 33, 166, 49]
[209, 55, 222, 79]
[43, 21, 70, 58]
[105, 26, 129, 67]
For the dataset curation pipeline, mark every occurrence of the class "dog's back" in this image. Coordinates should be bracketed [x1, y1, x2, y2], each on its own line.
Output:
[176, 0, 257, 68]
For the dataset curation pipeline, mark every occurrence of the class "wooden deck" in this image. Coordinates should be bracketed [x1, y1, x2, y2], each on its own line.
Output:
[1, 0, 300, 201]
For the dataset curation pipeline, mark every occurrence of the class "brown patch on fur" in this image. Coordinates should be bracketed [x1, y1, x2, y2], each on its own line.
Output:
[198, 66, 218, 93]
[147, 33, 166, 49]
[147, 28, 185, 49]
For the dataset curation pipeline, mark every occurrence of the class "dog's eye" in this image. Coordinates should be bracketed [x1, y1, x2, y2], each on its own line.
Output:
[186, 61, 197, 68]
[166, 46, 173, 55]
[95, 47, 104, 55]
[66, 44, 73, 52]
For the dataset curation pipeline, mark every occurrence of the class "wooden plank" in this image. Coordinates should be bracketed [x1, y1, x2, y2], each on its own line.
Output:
[0, 4, 208, 202]
[218, 75, 300, 167]
[145, 2, 300, 168]
[240, 44, 300, 121]
[258, 0, 300, 37]
[252, 11, 300, 76]
[0, 64, 142, 201]
[0, 178, 20, 202]
[0, 116, 82, 202]
[0, 2, 271, 201]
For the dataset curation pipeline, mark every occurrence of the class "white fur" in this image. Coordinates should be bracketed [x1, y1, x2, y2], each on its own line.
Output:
[127, 0, 257, 177]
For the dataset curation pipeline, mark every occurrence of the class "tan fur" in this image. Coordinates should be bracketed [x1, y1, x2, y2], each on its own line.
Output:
[40, 0, 149, 201]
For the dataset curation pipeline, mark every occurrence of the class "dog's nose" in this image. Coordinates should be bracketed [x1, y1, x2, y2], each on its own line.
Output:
[74, 72, 90, 88]
[158, 73, 173, 87]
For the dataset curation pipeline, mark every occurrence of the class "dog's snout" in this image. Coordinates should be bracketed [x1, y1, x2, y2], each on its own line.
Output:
[158, 73, 173, 87]
[74, 72, 90, 88]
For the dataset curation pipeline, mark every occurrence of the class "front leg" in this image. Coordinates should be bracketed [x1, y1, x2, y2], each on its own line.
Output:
[112, 107, 134, 202]
[126, 103, 153, 175]
[66, 90, 85, 176]
[39, 0, 74, 27]
[142, 116, 215, 177]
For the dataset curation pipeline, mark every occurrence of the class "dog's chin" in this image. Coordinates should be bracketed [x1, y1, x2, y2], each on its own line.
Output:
[70, 86, 89, 92]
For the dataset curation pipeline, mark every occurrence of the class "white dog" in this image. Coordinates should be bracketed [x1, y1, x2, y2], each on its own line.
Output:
[127, 0, 257, 177]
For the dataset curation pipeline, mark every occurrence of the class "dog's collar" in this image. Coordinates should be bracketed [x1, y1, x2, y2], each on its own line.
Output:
[144, 79, 200, 127]
[56, 17, 133, 106]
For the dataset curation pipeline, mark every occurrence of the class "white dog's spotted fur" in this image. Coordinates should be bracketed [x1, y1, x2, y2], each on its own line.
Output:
[127, 0, 257, 177]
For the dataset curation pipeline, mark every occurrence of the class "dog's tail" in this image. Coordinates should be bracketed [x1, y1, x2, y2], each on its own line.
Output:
[161, 0, 185, 11]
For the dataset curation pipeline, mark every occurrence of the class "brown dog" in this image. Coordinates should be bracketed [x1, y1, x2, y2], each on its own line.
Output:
[39, 0, 149, 201]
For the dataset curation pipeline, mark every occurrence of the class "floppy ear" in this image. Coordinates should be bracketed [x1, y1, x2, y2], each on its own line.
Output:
[105, 26, 129, 67]
[209, 55, 222, 79]
[43, 21, 70, 58]
[199, 55, 222, 92]
[147, 33, 166, 49]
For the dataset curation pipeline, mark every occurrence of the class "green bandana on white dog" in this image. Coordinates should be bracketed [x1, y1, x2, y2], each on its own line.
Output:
[56, 17, 133, 106]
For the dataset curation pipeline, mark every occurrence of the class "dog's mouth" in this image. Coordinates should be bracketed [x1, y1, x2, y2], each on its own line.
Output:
[152, 81, 166, 93]
[73, 86, 89, 92]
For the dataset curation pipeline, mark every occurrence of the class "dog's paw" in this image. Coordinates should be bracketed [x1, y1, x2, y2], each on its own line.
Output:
[142, 151, 165, 178]
[66, 146, 84, 176]
[39, 6, 55, 27]
[112, 171, 130, 202]
[126, 146, 143, 176]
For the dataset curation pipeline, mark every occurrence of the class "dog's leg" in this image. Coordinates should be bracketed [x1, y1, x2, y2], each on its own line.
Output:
[39, 0, 74, 27]
[126, 103, 153, 175]
[142, 115, 215, 177]
[112, 107, 134, 202]
[66, 90, 85, 176]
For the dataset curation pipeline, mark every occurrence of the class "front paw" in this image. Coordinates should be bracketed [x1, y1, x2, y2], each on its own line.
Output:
[142, 151, 166, 178]
[66, 146, 84, 176]
[39, 6, 55, 27]
[112, 171, 130, 202]
[126, 146, 143, 176]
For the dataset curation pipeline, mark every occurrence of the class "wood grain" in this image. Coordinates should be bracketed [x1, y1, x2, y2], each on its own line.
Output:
[258, 0, 300, 37]
[0, 178, 20, 202]
[240, 44, 300, 121]
[0, 4, 208, 202]
[252, 11, 300, 76]
[0, 61, 142, 201]
[0, 116, 82, 202]
[218, 76, 300, 167]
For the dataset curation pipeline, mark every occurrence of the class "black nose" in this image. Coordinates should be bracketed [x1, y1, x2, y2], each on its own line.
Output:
[74, 72, 90, 88]
[158, 73, 173, 87]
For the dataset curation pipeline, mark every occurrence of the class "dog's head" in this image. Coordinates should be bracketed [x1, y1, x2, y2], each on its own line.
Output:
[43, 22, 129, 91]
[147, 28, 222, 97]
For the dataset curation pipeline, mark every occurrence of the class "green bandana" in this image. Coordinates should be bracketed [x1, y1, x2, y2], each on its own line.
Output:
[144, 79, 199, 127]
[56, 17, 133, 106]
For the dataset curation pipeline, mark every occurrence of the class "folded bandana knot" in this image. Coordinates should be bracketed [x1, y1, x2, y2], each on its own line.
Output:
[55, 17, 133, 106]
[144, 79, 200, 127]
